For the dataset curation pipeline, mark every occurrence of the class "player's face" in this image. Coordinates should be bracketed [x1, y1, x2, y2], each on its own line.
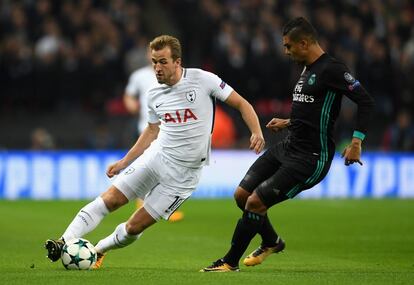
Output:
[151, 47, 181, 85]
[283, 36, 307, 65]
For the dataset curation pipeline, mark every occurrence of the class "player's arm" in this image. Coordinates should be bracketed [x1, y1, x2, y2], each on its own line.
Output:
[325, 63, 375, 166]
[106, 122, 160, 177]
[342, 80, 374, 166]
[266, 118, 290, 132]
[224, 90, 265, 154]
[123, 92, 140, 115]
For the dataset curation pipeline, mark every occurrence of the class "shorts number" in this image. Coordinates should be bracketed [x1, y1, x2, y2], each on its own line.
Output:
[165, 196, 185, 213]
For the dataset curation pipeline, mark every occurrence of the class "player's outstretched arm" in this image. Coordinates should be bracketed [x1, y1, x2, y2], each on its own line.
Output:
[341, 137, 363, 166]
[224, 91, 265, 154]
[106, 123, 160, 177]
[324, 62, 374, 168]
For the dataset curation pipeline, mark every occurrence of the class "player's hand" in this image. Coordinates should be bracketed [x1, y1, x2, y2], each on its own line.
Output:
[266, 118, 290, 132]
[106, 160, 128, 178]
[341, 141, 363, 166]
[250, 133, 265, 154]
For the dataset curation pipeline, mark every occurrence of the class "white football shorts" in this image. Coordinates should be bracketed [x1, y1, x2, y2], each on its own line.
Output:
[113, 146, 202, 221]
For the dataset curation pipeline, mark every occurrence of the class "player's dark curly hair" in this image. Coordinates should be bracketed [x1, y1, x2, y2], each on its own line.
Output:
[282, 17, 318, 43]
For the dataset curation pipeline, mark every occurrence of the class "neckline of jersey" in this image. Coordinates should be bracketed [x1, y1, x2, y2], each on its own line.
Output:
[306, 53, 327, 68]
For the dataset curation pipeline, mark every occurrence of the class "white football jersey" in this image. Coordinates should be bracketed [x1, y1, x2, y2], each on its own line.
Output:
[125, 65, 159, 133]
[147, 68, 233, 168]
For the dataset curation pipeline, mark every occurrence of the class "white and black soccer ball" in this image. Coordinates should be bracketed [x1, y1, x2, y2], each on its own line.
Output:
[61, 238, 97, 270]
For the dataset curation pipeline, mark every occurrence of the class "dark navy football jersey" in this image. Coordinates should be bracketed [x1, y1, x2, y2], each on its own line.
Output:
[287, 53, 375, 159]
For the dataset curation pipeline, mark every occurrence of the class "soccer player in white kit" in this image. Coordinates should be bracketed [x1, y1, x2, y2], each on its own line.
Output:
[123, 49, 184, 222]
[45, 35, 265, 269]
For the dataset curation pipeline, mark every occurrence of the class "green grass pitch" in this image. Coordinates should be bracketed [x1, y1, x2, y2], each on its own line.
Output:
[1, 199, 413, 285]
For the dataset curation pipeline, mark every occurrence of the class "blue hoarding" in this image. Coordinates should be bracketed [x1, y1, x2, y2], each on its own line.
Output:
[0, 151, 413, 199]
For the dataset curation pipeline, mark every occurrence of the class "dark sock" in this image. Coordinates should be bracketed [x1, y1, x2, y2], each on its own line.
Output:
[259, 214, 279, 247]
[223, 210, 264, 267]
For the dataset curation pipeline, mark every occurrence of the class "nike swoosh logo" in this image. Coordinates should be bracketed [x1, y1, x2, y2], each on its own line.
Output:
[155, 103, 164, 108]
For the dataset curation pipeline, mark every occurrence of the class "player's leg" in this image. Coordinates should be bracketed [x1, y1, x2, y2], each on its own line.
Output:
[136, 197, 184, 222]
[240, 189, 287, 267]
[45, 185, 129, 262]
[63, 186, 128, 241]
[95, 190, 184, 254]
[201, 191, 267, 272]
[94, 193, 176, 256]
[202, 166, 297, 272]
[93, 206, 156, 268]
[201, 150, 281, 272]
[92, 150, 163, 268]
[93, 184, 190, 269]
[233, 146, 282, 211]
[234, 187, 280, 249]
[234, 148, 283, 254]
[216, 190, 271, 269]
[47, 146, 160, 263]
[158, 152, 198, 223]
[93, 152, 197, 268]
[243, 155, 329, 266]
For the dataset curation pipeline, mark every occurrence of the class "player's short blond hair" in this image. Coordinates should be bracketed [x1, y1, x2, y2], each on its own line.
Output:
[150, 35, 182, 61]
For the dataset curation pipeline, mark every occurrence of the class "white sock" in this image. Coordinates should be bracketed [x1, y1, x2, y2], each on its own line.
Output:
[61, 196, 109, 242]
[95, 222, 141, 254]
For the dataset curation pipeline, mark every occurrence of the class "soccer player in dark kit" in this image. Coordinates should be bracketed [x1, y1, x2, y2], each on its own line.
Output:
[201, 17, 375, 272]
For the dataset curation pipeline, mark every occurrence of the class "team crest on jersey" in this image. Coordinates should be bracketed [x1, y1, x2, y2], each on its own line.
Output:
[308, 74, 316, 85]
[186, 90, 196, 103]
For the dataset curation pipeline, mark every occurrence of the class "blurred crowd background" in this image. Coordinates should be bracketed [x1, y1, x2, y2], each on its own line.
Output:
[1, 0, 414, 151]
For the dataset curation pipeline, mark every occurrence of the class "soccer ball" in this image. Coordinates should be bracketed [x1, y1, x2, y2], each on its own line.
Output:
[61, 238, 97, 270]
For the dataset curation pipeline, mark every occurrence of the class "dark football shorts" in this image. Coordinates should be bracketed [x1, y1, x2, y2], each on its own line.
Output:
[239, 141, 332, 208]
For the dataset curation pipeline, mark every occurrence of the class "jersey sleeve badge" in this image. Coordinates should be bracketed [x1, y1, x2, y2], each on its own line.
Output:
[344, 72, 361, 91]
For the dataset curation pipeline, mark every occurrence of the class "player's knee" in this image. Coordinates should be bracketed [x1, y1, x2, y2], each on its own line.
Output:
[234, 187, 249, 210]
[125, 221, 144, 235]
[126, 215, 155, 235]
[245, 193, 267, 214]
[101, 187, 128, 212]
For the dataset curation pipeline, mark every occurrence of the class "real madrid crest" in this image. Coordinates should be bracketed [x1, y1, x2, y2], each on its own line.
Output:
[308, 73, 316, 85]
[186, 90, 196, 103]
